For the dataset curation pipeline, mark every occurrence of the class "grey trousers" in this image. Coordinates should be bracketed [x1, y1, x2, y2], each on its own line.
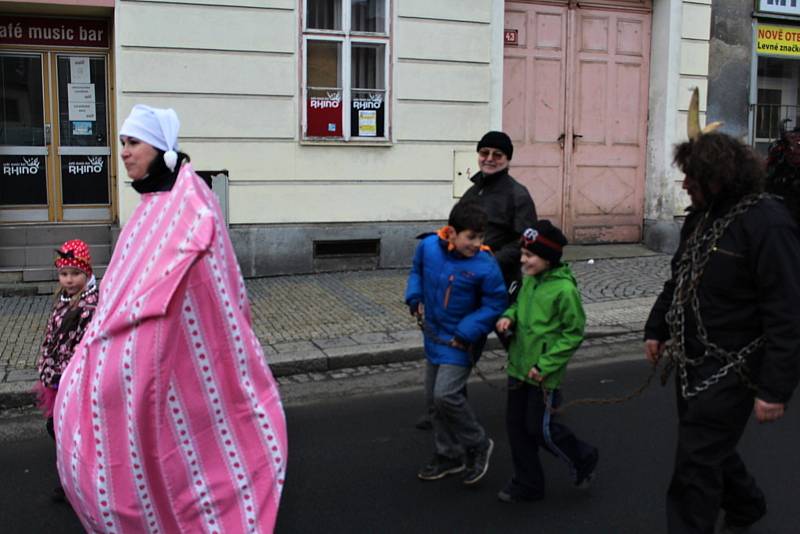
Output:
[425, 361, 487, 459]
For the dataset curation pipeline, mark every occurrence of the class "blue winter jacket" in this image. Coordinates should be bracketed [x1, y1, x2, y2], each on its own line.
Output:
[405, 232, 508, 367]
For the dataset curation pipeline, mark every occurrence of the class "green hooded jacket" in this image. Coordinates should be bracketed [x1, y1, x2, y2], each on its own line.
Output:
[502, 263, 585, 390]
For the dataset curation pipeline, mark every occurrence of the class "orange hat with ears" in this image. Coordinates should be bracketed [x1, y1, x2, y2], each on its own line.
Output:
[55, 239, 93, 277]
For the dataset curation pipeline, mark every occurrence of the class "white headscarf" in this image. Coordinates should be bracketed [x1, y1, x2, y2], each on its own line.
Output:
[120, 105, 181, 171]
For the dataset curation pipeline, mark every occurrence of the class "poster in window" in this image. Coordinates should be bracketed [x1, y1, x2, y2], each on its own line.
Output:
[69, 57, 91, 83]
[0, 155, 48, 205]
[358, 110, 377, 137]
[351, 93, 384, 138]
[307, 91, 343, 137]
[60, 155, 109, 204]
[72, 121, 93, 136]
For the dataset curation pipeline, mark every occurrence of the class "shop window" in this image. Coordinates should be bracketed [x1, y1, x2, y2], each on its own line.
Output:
[754, 56, 800, 155]
[303, 0, 389, 141]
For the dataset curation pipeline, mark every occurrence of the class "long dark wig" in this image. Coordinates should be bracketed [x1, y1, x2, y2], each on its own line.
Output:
[673, 132, 765, 202]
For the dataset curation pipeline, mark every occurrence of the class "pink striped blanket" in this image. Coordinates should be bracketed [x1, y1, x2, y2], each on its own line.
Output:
[55, 164, 287, 533]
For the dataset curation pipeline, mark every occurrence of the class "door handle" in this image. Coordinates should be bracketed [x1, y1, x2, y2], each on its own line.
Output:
[572, 133, 583, 151]
[557, 133, 565, 149]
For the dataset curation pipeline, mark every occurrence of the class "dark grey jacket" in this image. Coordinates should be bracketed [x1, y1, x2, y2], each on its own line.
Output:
[460, 169, 537, 288]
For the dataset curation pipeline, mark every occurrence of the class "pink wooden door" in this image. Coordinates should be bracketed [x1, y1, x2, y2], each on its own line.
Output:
[503, 2, 651, 242]
[566, 8, 651, 242]
[503, 2, 568, 225]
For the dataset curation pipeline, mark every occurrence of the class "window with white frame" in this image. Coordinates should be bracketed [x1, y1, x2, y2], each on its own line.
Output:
[303, 0, 389, 140]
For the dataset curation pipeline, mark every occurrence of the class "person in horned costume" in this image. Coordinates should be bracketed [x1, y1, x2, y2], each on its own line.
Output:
[644, 88, 800, 533]
[54, 105, 287, 533]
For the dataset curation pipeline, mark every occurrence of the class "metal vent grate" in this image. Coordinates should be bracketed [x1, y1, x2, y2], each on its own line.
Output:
[313, 239, 380, 258]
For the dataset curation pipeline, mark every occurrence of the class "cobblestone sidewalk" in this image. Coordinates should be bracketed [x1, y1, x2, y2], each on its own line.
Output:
[0, 253, 669, 393]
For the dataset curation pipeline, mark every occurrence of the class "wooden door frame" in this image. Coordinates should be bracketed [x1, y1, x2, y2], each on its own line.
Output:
[503, 0, 652, 241]
[0, 45, 115, 225]
[49, 50, 114, 222]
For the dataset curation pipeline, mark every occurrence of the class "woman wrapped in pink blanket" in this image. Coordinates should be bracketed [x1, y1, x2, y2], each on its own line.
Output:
[55, 105, 287, 533]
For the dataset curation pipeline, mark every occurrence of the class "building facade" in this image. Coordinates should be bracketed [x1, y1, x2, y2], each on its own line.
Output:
[0, 0, 713, 278]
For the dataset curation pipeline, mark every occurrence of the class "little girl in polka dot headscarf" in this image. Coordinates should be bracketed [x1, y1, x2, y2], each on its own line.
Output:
[34, 239, 98, 501]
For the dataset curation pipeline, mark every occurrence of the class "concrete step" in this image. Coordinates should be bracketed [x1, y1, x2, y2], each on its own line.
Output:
[0, 223, 115, 282]
[0, 223, 113, 247]
[0, 244, 111, 268]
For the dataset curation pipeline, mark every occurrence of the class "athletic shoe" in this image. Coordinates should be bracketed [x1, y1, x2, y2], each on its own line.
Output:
[463, 438, 494, 485]
[417, 455, 465, 481]
[574, 449, 599, 489]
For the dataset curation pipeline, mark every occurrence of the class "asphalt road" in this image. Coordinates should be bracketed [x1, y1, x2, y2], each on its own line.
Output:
[1, 357, 798, 533]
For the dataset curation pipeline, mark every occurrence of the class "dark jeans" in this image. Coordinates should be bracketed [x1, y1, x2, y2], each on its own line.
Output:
[505, 377, 596, 498]
[666, 373, 766, 533]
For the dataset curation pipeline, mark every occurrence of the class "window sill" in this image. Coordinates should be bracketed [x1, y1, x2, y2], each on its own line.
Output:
[300, 139, 393, 147]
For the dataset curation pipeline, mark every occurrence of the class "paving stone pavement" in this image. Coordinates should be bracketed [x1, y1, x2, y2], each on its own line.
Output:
[0, 253, 670, 403]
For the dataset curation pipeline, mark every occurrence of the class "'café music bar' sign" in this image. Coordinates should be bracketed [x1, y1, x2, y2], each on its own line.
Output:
[0, 16, 109, 48]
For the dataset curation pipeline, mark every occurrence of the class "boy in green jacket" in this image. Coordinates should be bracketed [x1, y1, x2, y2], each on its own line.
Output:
[495, 220, 598, 503]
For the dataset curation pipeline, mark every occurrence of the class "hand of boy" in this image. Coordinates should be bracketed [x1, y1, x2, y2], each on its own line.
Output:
[450, 337, 468, 350]
[527, 366, 544, 382]
[496, 317, 512, 333]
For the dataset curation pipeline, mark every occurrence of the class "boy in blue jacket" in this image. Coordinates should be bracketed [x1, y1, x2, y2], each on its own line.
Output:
[405, 201, 508, 485]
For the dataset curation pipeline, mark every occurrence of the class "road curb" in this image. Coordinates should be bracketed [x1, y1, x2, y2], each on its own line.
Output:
[0, 327, 641, 410]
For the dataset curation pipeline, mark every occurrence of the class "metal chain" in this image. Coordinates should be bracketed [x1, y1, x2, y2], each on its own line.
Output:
[663, 193, 773, 399]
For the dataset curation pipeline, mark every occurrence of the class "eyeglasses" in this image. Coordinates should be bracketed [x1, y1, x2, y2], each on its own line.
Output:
[478, 148, 507, 160]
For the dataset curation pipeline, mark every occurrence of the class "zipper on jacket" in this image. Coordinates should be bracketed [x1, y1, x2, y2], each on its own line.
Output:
[443, 274, 455, 309]
[711, 246, 744, 259]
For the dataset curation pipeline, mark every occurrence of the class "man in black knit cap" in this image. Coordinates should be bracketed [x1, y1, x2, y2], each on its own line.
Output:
[460, 131, 538, 294]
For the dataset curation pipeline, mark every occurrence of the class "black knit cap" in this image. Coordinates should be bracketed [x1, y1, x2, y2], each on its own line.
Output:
[477, 130, 513, 160]
[520, 219, 568, 264]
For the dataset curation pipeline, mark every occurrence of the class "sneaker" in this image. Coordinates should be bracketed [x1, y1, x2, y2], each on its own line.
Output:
[497, 481, 543, 504]
[463, 438, 494, 485]
[417, 455, 465, 481]
[574, 449, 599, 489]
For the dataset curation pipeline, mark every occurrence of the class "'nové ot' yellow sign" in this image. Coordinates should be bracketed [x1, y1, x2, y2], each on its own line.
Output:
[757, 24, 800, 57]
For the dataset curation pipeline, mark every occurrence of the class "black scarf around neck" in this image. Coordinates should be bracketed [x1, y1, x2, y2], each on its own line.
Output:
[131, 153, 186, 194]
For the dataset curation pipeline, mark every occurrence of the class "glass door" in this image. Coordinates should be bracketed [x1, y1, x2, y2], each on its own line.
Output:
[0, 52, 50, 222]
[0, 51, 112, 223]
[54, 54, 111, 221]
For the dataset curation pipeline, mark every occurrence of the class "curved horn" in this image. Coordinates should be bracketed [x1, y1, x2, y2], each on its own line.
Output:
[688, 87, 701, 140]
[701, 121, 724, 134]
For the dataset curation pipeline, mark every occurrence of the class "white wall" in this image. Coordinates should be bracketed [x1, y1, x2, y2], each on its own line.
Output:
[115, 0, 497, 224]
[645, 0, 711, 221]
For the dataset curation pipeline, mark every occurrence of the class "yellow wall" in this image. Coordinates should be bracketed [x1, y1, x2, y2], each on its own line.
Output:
[115, 0, 497, 224]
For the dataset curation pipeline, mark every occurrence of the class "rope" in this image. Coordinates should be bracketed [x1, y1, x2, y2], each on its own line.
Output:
[415, 312, 661, 414]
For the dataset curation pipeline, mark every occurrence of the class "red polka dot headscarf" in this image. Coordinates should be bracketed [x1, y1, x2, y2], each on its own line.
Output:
[55, 239, 93, 277]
